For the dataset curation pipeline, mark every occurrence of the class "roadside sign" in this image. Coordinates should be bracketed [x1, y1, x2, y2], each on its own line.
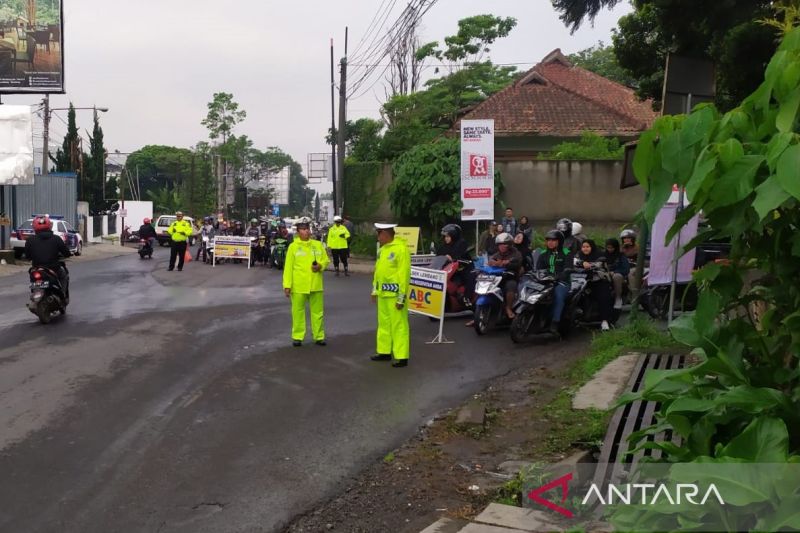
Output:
[212, 236, 252, 269]
[118, 209, 128, 217]
[0, 216, 10, 226]
[396, 227, 420, 254]
[272, 205, 280, 216]
[409, 266, 452, 344]
[411, 254, 435, 267]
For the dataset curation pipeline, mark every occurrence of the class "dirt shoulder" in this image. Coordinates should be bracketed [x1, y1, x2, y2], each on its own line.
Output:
[283, 338, 596, 533]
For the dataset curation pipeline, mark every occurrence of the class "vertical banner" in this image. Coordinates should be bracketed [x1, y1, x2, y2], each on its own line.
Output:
[460, 119, 494, 221]
[648, 204, 698, 285]
[0, 105, 34, 185]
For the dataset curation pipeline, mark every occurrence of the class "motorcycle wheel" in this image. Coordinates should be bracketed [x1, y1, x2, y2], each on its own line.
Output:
[510, 310, 535, 344]
[647, 288, 668, 320]
[37, 300, 52, 324]
[473, 306, 491, 335]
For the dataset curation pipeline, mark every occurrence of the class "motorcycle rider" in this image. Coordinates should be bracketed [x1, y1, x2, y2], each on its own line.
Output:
[326, 215, 351, 276]
[25, 215, 71, 299]
[246, 218, 262, 265]
[138, 217, 157, 252]
[620, 229, 640, 290]
[557, 217, 582, 254]
[231, 220, 245, 237]
[605, 238, 630, 310]
[436, 223, 474, 308]
[196, 216, 216, 262]
[487, 232, 523, 320]
[571, 221, 588, 248]
[536, 229, 571, 334]
[573, 239, 614, 331]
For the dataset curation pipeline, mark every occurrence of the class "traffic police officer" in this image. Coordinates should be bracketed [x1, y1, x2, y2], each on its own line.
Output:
[326, 215, 351, 276]
[167, 211, 194, 271]
[371, 223, 411, 367]
[283, 217, 329, 347]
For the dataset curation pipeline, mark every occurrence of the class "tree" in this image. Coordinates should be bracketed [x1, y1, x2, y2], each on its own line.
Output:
[389, 138, 502, 229]
[84, 112, 108, 214]
[201, 92, 247, 144]
[420, 14, 518, 66]
[327, 118, 386, 162]
[314, 192, 320, 221]
[52, 103, 78, 173]
[541, 131, 624, 160]
[567, 41, 637, 87]
[550, 0, 623, 32]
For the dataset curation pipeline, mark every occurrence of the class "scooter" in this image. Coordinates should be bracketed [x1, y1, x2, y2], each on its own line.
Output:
[509, 270, 565, 342]
[138, 239, 153, 259]
[429, 255, 474, 315]
[472, 266, 514, 335]
[27, 263, 68, 324]
[562, 267, 617, 330]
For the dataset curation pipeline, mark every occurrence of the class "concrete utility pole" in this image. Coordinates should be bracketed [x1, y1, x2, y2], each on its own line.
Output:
[336, 27, 348, 215]
[330, 38, 338, 216]
[42, 95, 49, 176]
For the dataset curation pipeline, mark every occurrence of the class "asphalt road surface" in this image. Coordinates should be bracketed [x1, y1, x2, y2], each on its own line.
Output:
[0, 250, 586, 532]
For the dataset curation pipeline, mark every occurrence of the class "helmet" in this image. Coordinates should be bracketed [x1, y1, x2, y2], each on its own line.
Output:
[545, 229, 564, 246]
[235, 220, 243, 226]
[441, 223, 461, 240]
[278, 221, 286, 228]
[32, 215, 52, 233]
[556, 218, 573, 238]
[572, 222, 583, 236]
[620, 229, 637, 242]
[251, 218, 258, 224]
[495, 232, 513, 245]
[143, 217, 151, 224]
[333, 215, 342, 222]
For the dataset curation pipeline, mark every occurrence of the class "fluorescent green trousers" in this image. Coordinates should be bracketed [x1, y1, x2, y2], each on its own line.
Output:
[291, 291, 325, 342]
[376, 297, 409, 360]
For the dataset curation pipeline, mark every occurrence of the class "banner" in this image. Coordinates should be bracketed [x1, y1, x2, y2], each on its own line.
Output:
[648, 204, 698, 285]
[0, 0, 65, 93]
[212, 236, 251, 265]
[408, 266, 446, 319]
[396, 226, 420, 254]
[0, 105, 33, 184]
[460, 119, 495, 221]
[411, 254, 435, 267]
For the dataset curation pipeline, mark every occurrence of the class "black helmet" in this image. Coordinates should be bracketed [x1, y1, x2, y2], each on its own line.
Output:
[441, 223, 461, 240]
[545, 229, 565, 246]
[556, 218, 573, 238]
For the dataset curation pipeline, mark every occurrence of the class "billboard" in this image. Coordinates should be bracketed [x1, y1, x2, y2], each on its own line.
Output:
[460, 119, 494, 221]
[0, 0, 65, 93]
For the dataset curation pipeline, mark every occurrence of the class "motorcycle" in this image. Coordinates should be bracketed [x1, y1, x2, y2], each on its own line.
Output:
[562, 266, 617, 331]
[249, 235, 268, 267]
[271, 237, 289, 269]
[138, 238, 153, 259]
[429, 255, 474, 314]
[27, 263, 68, 324]
[472, 266, 515, 335]
[509, 270, 565, 342]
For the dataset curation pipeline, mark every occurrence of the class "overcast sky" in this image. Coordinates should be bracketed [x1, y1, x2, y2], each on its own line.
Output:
[7, 0, 632, 172]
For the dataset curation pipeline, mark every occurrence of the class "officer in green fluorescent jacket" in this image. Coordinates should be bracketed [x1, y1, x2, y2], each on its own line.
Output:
[166, 211, 194, 271]
[370, 223, 411, 368]
[283, 217, 329, 347]
[326, 215, 351, 276]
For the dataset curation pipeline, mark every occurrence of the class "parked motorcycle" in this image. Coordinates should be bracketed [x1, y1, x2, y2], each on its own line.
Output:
[429, 255, 474, 315]
[509, 270, 565, 342]
[138, 239, 153, 259]
[472, 265, 514, 335]
[27, 264, 68, 324]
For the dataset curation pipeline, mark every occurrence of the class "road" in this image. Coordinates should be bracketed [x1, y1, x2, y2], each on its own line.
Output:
[0, 250, 585, 532]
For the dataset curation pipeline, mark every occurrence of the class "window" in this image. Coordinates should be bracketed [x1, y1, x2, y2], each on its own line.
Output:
[158, 218, 173, 227]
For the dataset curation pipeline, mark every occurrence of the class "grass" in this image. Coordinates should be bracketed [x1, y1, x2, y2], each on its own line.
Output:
[383, 451, 395, 464]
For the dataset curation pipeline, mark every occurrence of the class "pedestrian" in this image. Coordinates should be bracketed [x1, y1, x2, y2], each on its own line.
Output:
[342, 215, 355, 245]
[501, 207, 517, 236]
[167, 211, 193, 271]
[371, 223, 411, 368]
[283, 217, 329, 347]
[326, 215, 351, 276]
[518, 215, 533, 243]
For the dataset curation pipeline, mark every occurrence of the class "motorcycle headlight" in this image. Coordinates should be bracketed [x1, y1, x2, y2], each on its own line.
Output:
[525, 292, 543, 304]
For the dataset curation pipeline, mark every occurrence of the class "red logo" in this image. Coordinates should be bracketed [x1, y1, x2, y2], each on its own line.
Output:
[527, 472, 574, 518]
[469, 154, 489, 177]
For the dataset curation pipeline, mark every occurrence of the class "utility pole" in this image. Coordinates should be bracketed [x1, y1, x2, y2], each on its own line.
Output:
[336, 27, 348, 216]
[42, 95, 49, 177]
[330, 38, 338, 216]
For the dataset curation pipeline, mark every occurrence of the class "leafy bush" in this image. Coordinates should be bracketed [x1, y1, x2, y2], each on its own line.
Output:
[541, 132, 624, 160]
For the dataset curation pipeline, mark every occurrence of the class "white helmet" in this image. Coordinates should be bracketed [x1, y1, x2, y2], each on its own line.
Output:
[572, 222, 583, 235]
[495, 232, 513, 244]
[333, 215, 342, 222]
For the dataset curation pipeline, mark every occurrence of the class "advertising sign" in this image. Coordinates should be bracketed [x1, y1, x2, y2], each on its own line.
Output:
[408, 266, 446, 320]
[0, 105, 33, 184]
[411, 254, 435, 267]
[648, 204, 698, 285]
[212, 236, 252, 268]
[460, 119, 494, 221]
[396, 226, 420, 254]
[0, 0, 65, 93]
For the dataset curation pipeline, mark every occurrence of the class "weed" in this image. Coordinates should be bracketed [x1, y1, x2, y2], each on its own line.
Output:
[383, 452, 395, 464]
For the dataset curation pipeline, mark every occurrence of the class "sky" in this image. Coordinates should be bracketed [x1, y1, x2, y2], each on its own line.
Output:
[6, 0, 633, 173]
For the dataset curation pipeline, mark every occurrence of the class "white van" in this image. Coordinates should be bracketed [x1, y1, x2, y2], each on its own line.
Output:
[155, 215, 195, 246]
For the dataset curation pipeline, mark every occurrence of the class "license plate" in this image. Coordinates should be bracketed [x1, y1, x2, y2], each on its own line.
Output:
[30, 281, 49, 288]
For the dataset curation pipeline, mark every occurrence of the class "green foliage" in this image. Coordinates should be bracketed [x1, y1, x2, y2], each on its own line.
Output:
[327, 118, 386, 162]
[551, 0, 623, 32]
[419, 15, 517, 63]
[611, 27, 800, 531]
[541, 132, 625, 160]
[201, 92, 246, 142]
[348, 233, 378, 258]
[84, 113, 109, 214]
[610, 0, 779, 109]
[52, 104, 78, 174]
[146, 186, 184, 215]
[343, 161, 384, 223]
[389, 138, 503, 229]
[567, 41, 637, 87]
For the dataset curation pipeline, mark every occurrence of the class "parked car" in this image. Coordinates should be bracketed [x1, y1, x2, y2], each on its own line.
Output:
[11, 215, 83, 259]
[154, 215, 195, 246]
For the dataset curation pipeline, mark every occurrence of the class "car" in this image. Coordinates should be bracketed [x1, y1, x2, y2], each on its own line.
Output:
[154, 215, 196, 246]
[11, 215, 83, 259]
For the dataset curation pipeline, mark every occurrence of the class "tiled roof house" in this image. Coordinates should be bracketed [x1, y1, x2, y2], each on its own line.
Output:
[456, 49, 659, 159]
